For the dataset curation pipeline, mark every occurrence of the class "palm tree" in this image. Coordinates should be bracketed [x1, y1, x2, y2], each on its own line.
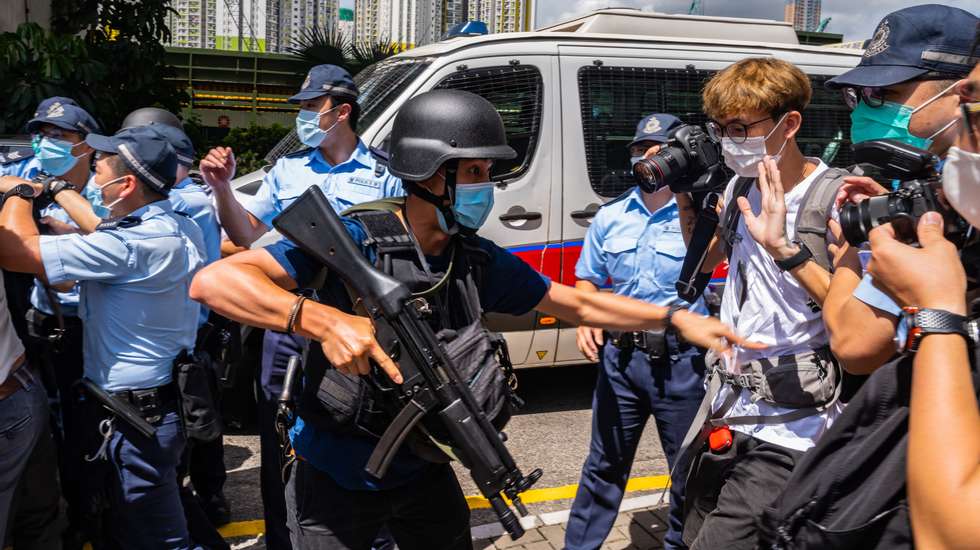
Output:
[287, 26, 399, 77]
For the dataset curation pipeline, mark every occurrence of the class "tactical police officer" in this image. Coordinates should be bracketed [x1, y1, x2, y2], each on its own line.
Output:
[566, 114, 708, 550]
[0, 126, 207, 549]
[198, 64, 403, 549]
[0, 96, 103, 549]
[190, 89, 754, 549]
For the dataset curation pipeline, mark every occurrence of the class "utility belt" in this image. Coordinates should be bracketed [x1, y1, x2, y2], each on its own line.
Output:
[671, 346, 841, 485]
[606, 328, 688, 359]
[108, 382, 179, 423]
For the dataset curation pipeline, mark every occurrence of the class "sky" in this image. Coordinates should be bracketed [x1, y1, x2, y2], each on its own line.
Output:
[534, 0, 979, 41]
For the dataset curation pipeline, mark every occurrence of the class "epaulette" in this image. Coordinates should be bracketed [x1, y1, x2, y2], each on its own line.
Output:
[369, 146, 389, 178]
[0, 147, 33, 165]
[283, 147, 314, 159]
[598, 188, 633, 210]
[96, 216, 142, 231]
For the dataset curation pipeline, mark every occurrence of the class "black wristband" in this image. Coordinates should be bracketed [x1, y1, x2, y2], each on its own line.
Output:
[774, 241, 813, 272]
[902, 307, 971, 352]
[665, 304, 685, 332]
[2, 183, 36, 205]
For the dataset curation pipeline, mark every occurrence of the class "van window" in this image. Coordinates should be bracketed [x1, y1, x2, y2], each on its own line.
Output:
[435, 64, 543, 183]
[578, 66, 853, 198]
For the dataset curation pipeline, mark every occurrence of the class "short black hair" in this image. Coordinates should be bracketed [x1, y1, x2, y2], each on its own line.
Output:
[328, 95, 361, 132]
[104, 154, 167, 202]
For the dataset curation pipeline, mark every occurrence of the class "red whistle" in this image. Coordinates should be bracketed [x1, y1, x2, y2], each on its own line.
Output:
[709, 426, 733, 453]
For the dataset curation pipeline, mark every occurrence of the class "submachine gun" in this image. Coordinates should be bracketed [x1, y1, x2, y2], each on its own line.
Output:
[274, 186, 542, 539]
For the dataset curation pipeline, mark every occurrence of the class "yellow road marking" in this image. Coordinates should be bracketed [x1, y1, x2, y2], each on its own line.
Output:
[72, 475, 672, 542]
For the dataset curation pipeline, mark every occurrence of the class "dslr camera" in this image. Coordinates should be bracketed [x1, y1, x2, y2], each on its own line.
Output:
[840, 139, 968, 247]
[631, 124, 727, 194]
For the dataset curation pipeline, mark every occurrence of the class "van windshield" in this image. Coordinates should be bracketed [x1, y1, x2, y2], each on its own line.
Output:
[263, 57, 432, 165]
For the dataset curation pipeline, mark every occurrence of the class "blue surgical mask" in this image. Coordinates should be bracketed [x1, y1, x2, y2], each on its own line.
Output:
[33, 136, 88, 176]
[295, 105, 341, 148]
[435, 182, 496, 232]
[850, 81, 959, 150]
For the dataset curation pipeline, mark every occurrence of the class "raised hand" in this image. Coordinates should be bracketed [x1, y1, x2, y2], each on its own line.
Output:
[199, 147, 237, 191]
[736, 156, 799, 260]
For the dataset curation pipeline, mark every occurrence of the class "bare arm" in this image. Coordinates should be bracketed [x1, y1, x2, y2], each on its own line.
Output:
[865, 213, 980, 548]
[573, 279, 604, 362]
[822, 220, 898, 374]
[199, 147, 268, 247]
[676, 191, 726, 274]
[52, 189, 102, 234]
[189, 249, 402, 383]
[0, 196, 47, 281]
[536, 282, 761, 353]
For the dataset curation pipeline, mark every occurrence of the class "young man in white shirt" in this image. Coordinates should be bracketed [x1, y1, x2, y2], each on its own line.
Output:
[674, 57, 846, 549]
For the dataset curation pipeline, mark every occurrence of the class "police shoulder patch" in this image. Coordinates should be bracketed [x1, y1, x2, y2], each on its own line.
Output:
[96, 216, 143, 231]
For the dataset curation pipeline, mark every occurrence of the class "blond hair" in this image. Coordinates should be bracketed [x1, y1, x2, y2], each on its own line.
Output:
[702, 58, 812, 120]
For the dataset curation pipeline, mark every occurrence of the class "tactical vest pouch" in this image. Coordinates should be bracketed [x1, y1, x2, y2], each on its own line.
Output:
[438, 321, 515, 432]
[173, 350, 223, 442]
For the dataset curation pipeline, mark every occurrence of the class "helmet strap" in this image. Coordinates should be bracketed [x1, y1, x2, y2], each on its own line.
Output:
[403, 160, 459, 235]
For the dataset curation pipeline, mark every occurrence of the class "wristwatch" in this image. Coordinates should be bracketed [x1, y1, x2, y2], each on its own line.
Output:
[900, 307, 971, 352]
[2, 183, 37, 205]
[774, 241, 813, 272]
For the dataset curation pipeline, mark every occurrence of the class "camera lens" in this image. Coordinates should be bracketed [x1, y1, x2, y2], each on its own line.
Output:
[839, 203, 868, 246]
[632, 148, 689, 192]
[839, 193, 916, 246]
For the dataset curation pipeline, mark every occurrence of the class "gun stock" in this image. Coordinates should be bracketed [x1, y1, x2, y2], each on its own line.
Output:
[273, 186, 409, 318]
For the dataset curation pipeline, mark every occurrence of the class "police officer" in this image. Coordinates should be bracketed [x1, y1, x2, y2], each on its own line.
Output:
[119, 108, 231, 546]
[566, 114, 708, 550]
[190, 89, 751, 549]
[0, 97, 88, 179]
[0, 97, 103, 549]
[0, 126, 207, 549]
[199, 64, 403, 549]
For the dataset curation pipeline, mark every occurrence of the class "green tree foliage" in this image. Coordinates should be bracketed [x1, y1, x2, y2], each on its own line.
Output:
[221, 122, 291, 173]
[51, 0, 186, 131]
[0, 23, 107, 133]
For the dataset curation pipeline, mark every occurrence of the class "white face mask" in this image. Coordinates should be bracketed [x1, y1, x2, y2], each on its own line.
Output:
[95, 176, 127, 212]
[722, 113, 790, 177]
[943, 146, 980, 228]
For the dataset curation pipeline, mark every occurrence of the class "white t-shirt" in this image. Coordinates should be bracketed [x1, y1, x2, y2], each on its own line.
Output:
[713, 159, 843, 452]
[0, 277, 26, 385]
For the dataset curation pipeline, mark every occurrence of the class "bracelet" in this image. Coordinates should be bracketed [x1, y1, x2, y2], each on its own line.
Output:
[285, 295, 308, 334]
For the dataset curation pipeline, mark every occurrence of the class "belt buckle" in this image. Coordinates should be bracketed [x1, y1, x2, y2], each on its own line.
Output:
[130, 388, 162, 424]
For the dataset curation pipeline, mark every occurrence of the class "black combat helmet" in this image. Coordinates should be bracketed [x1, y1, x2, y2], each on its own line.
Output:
[387, 89, 514, 234]
[121, 107, 183, 131]
[387, 89, 515, 181]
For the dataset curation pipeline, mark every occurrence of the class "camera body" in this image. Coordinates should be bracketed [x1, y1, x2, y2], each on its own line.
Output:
[631, 124, 726, 194]
[840, 139, 967, 246]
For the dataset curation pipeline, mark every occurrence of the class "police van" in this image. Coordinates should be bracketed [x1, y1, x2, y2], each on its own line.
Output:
[233, 8, 863, 369]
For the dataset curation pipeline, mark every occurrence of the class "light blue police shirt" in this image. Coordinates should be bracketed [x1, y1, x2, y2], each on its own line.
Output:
[170, 177, 221, 326]
[576, 187, 708, 314]
[29, 175, 98, 317]
[239, 140, 403, 228]
[0, 156, 41, 179]
[38, 200, 206, 391]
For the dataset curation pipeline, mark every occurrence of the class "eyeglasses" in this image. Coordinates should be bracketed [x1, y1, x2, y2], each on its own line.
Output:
[706, 116, 774, 144]
[841, 86, 886, 110]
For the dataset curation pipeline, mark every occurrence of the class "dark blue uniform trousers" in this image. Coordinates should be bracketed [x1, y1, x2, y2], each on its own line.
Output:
[565, 335, 705, 550]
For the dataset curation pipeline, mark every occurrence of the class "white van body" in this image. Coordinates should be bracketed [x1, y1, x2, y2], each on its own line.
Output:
[232, 8, 864, 369]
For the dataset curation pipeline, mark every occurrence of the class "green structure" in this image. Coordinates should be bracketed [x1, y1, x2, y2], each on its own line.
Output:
[165, 46, 306, 126]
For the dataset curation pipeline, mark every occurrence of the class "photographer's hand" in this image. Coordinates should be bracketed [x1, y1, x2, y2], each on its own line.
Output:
[736, 157, 798, 260]
[835, 176, 889, 209]
[867, 212, 966, 315]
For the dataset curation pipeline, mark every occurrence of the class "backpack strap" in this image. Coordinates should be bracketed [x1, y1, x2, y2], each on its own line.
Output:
[794, 167, 851, 273]
[720, 177, 756, 260]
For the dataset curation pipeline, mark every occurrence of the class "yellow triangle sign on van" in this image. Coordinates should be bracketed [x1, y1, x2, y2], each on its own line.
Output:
[536, 350, 547, 360]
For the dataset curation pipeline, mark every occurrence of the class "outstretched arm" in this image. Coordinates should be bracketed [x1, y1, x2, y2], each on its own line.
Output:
[535, 282, 761, 353]
[189, 249, 402, 383]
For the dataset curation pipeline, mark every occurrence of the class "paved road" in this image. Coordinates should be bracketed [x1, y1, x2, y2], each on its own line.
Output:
[220, 364, 671, 548]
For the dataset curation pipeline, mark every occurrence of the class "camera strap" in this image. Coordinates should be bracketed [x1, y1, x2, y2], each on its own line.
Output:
[675, 192, 723, 303]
